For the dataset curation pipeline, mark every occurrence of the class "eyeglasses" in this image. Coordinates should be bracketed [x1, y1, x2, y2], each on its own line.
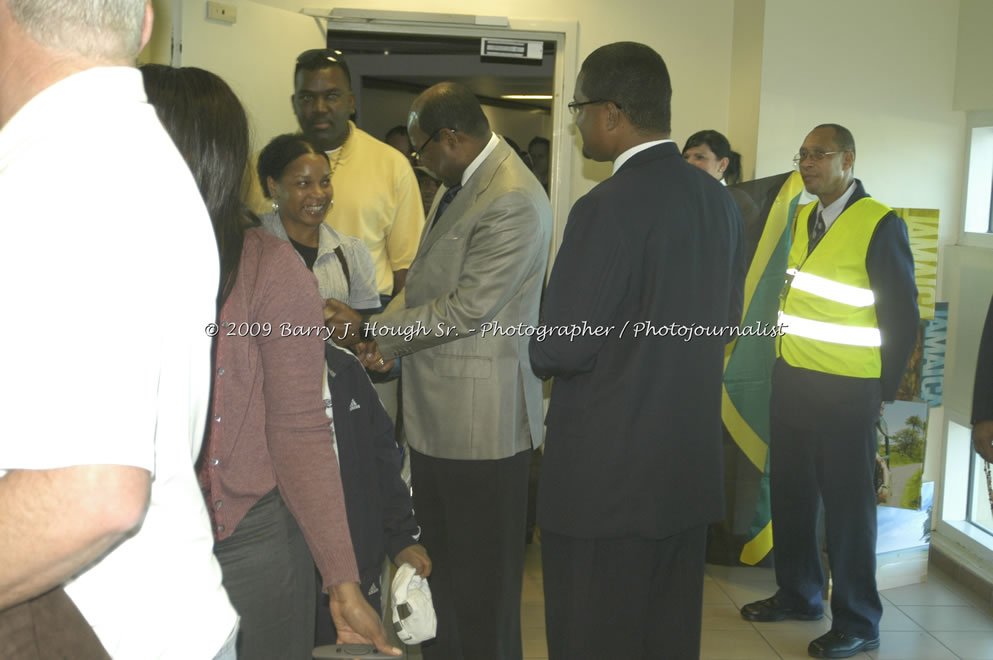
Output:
[793, 150, 843, 166]
[567, 99, 623, 116]
[412, 128, 452, 160]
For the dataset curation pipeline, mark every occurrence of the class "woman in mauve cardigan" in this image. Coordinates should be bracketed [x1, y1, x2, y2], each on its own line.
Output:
[140, 64, 398, 660]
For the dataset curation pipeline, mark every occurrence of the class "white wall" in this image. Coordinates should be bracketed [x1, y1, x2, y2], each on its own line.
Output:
[756, 0, 964, 248]
[727, 0, 765, 182]
[139, 0, 174, 65]
[178, 0, 328, 153]
[954, 0, 993, 112]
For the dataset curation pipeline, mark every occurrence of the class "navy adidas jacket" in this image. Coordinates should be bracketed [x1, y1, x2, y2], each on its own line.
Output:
[325, 342, 420, 585]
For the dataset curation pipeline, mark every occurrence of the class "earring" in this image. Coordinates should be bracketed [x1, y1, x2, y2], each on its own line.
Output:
[271, 201, 279, 213]
[329, 199, 335, 207]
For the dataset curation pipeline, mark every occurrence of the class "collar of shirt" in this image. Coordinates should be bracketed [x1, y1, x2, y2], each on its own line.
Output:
[323, 120, 354, 167]
[260, 211, 343, 258]
[817, 180, 857, 230]
[1, 66, 143, 162]
[612, 139, 675, 175]
[461, 132, 500, 186]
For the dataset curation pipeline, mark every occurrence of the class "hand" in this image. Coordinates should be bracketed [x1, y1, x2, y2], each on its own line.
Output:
[324, 299, 364, 347]
[328, 582, 401, 656]
[875, 455, 891, 505]
[395, 543, 432, 577]
[973, 420, 993, 463]
[353, 341, 395, 373]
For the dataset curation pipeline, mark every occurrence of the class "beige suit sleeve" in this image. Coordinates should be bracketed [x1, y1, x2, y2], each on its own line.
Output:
[372, 190, 544, 360]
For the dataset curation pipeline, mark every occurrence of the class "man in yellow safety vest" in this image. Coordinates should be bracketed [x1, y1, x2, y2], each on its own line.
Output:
[740, 124, 919, 659]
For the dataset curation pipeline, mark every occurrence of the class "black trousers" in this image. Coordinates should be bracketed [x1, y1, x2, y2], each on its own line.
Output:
[410, 447, 530, 660]
[769, 416, 882, 638]
[541, 525, 707, 660]
[214, 489, 316, 660]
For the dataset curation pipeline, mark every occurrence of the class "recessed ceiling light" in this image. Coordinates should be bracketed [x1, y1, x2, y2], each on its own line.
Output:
[500, 94, 553, 100]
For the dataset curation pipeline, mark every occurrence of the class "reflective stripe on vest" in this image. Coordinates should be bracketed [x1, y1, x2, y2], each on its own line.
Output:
[776, 197, 891, 378]
[785, 269, 876, 308]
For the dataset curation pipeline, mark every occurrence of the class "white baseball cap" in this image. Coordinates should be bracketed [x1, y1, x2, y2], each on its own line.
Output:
[391, 562, 437, 644]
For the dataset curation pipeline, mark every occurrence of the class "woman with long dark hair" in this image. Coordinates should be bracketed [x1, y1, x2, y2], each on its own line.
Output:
[139, 64, 397, 660]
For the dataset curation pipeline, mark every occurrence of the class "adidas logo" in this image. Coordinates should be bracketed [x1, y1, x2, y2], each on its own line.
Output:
[349, 399, 361, 411]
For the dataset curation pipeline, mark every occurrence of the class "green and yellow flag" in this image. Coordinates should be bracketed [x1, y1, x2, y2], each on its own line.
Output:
[723, 171, 805, 565]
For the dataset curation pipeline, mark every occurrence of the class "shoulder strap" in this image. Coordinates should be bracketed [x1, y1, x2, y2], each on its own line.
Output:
[333, 245, 351, 292]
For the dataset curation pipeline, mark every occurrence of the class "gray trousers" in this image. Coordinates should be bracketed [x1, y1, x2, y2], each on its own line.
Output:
[215, 489, 316, 660]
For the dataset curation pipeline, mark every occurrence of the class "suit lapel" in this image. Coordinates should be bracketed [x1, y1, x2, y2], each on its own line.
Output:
[417, 137, 512, 256]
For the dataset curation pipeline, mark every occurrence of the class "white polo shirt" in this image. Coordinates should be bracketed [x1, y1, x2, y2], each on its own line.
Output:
[0, 66, 237, 658]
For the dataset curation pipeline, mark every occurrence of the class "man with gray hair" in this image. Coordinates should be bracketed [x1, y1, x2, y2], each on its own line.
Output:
[0, 1, 238, 657]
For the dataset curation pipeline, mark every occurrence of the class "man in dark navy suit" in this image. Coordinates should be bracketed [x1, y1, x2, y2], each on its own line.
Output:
[529, 41, 745, 660]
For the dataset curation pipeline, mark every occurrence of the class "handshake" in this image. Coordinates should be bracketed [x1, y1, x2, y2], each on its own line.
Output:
[323, 299, 395, 373]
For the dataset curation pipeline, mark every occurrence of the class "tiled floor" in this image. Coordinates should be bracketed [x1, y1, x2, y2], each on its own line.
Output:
[517, 540, 993, 659]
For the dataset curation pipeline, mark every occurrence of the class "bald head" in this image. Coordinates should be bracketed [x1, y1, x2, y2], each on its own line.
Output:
[410, 82, 490, 141]
[406, 82, 492, 187]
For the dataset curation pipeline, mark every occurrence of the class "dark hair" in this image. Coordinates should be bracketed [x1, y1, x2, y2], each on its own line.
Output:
[385, 125, 408, 141]
[415, 82, 490, 140]
[579, 42, 671, 134]
[140, 64, 253, 308]
[683, 129, 743, 184]
[528, 136, 550, 152]
[256, 134, 330, 200]
[814, 123, 856, 157]
[294, 49, 351, 90]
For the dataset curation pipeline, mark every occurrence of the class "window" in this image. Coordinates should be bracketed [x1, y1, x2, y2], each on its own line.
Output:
[963, 114, 993, 236]
[968, 444, 993, 535]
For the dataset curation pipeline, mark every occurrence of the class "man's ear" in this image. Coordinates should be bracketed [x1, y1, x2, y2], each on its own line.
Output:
[441, 127, 458, 149]
[139, 0, 154, 53]
[842, 151, 855, 172]
[605, 102, 622, 131]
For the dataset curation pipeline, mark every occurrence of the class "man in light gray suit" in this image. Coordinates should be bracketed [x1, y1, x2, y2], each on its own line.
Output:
[325, 82, 552, 660]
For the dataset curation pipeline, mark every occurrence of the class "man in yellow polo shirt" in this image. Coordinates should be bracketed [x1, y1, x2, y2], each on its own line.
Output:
[740, 124, 919, 659]
[247, 49, 424, 306]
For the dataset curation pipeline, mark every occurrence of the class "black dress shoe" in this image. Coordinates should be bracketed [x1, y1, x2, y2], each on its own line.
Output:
[807, 630, 880, 658]
[740, 596, 823, 622]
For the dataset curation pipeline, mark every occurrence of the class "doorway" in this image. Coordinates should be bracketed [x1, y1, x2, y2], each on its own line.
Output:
[312, 11, 578, 252]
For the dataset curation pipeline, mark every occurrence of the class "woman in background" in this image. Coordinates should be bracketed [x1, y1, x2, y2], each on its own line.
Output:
[684, 128, 760, 262]
[682, 129, 743, 185]
[140, 64, 397, 660]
